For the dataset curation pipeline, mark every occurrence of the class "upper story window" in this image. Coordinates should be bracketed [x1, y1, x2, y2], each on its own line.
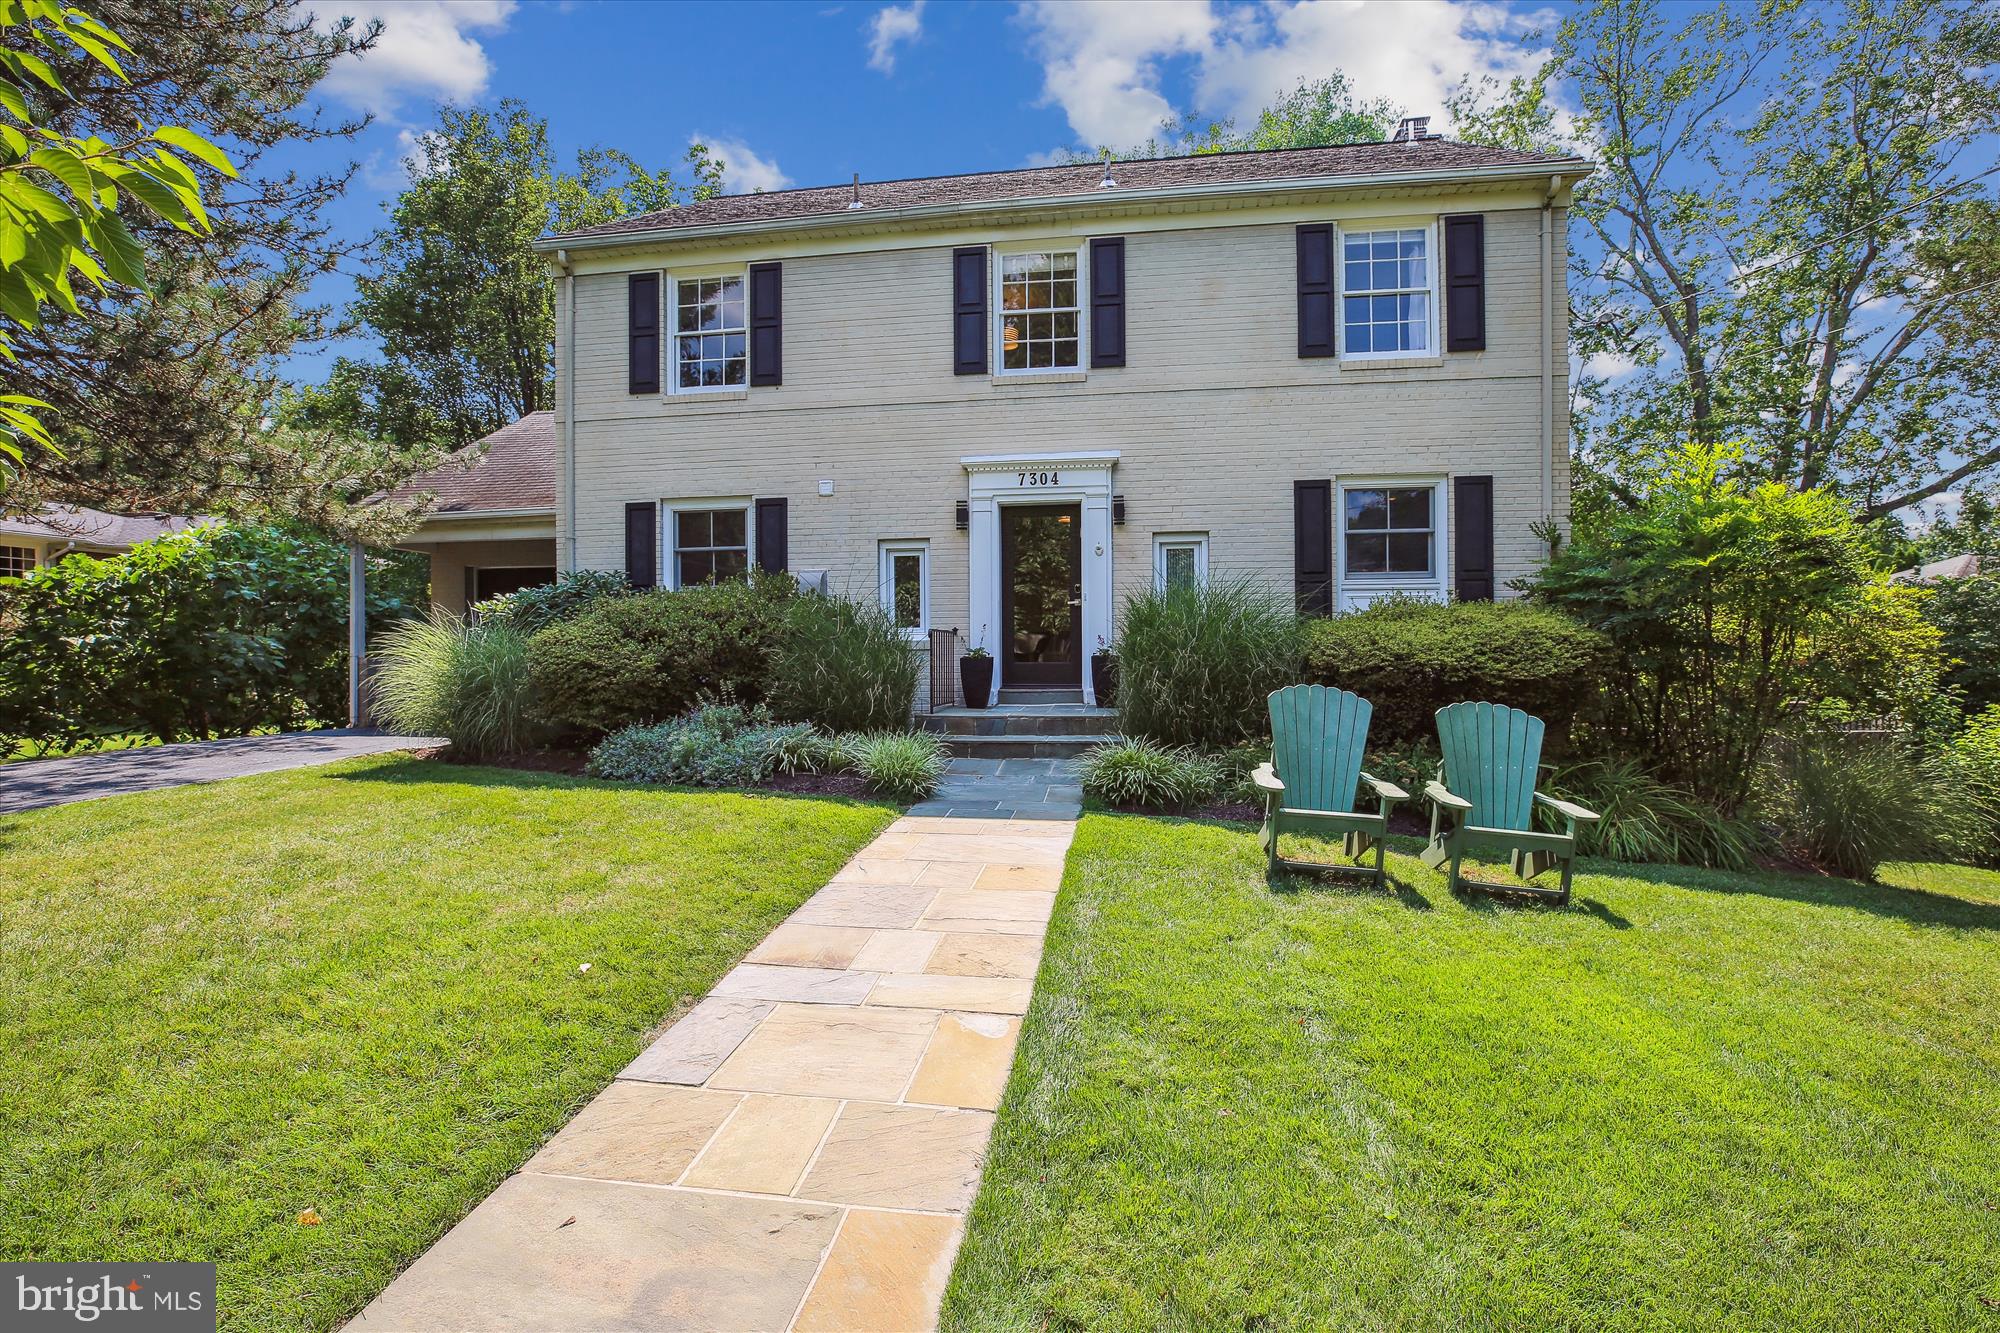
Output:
[672, 506, 748, 585]
[673, 274, 747, 391]
[997, 250, 1080, 373]
[1342, 228, 1433, 357]
[1342, 484, 1438, 577]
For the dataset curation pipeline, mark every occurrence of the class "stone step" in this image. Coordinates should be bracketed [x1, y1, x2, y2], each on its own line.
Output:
[995, 687, 1085, 705]
[943, 734, 1114, 760]
[921, 706, 1116, 738]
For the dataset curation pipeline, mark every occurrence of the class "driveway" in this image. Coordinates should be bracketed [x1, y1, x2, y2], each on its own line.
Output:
[0, 731, 444, 815]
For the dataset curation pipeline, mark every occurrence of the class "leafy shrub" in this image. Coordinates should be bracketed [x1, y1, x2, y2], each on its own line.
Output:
[846, 730, 947, 801]
[478, 569, 632, 636]
[1076, 736, 1221, 808]
[372, 611, 541, 761]
[1924, 575, 2000, 716]
[770, 592, 919, 733]
[1363, 737, 1443, 802]
[529, 576, 795, 735]
[1303, 597, 1609, 746]
[1542, 757, 1765, 870]
[765, 722, 833, 775]
[1934, 705, 2000, 867]
[1757, 734, 1951, 881]
[0, 522, 422, 750]
[585, 702, 781, 787]
[1800, 580, 1952, 735]
[1116, 577, 1302, 749]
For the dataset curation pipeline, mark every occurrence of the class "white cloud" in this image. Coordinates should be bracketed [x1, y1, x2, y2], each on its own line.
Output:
[696, 134, 794, 194]
[318, 1, 516, 115]
[868, 0, 926, 73]
[1017, 0, 1547, 151]
[1580, 349, 1638, 381]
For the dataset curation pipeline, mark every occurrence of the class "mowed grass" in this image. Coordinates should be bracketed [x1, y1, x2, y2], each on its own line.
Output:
[0, 755, 895, 1331]
[946, 817, 2000, 1331]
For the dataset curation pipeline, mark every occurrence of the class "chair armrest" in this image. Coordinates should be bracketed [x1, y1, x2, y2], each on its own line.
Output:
[1251, 763, 1284, 795]
[1535, 791, 1601, 824]
[1359, 770, 1410, 804]
[1423, 780, 1472, 813]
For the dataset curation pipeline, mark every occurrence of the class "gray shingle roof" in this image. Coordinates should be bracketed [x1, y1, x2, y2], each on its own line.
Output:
[0, 506, 202, 548]
[549, 139, 1584, 243]
[390, 411, 556, 514]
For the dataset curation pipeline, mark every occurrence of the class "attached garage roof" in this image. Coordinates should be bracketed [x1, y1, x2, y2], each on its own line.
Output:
[390, 411, 557, 515]
[0, 506, 201, 549]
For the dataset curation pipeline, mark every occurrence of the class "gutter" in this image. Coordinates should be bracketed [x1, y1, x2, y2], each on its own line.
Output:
[533, 158, 1595, 254]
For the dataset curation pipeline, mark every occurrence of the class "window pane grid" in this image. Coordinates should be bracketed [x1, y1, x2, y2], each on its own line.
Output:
[1343, 487, 1434, 576]
[0, 545, 33, 577]
[674, 275, 747, 389]
[674, 508, 749, 586]
[998, 251, 1080, 371]
[1342, 228, 1430, 355]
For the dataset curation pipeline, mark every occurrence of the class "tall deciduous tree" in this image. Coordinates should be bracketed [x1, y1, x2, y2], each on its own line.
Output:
[1454, 0, 2000, 519]
[308, 100, 722, 455]
[1065, 74, 1398, 163]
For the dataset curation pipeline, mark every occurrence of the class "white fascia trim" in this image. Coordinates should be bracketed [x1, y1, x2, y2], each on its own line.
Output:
[961, 449, 1120, 472]
[532, 160, 1594, 255]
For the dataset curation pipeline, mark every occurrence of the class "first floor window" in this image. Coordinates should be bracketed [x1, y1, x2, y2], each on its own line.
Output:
[1342, 484, 1437, 576]
[0, 545, 33, 577]
[1153, 533, 1209, 592]
[674, 273, 747, 390]
[1342, 227, 1432, 356]
[674, 507, 748, 585]
[879, 541, 929, 636]
[997, 250, 1080, 372]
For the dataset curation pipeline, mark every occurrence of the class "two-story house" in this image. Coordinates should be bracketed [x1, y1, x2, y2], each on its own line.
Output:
[403, 124, 1589, 706]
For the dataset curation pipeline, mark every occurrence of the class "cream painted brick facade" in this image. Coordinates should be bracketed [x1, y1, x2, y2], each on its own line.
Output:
[552, 184, 1573, 682]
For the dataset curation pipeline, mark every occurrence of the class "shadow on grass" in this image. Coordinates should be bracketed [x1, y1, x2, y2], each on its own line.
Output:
[1269, 861, 1435, 912]
[321, 754, 902, 812]
[1584, 854, 2000, 932]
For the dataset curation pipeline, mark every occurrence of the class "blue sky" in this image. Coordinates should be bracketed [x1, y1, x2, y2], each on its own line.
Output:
[279, 0, 1552, 375]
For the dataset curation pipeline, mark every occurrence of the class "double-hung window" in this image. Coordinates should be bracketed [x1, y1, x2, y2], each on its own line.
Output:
[879, 540, 930, 637]
[1341, 227, 1434, 357]
[672, 506, 749, 585]
[672, 273, 747, 390]
[996, 250, 1080, 372]
[1153, 533, 1209, 592]
[1342, 484, 1437, 577]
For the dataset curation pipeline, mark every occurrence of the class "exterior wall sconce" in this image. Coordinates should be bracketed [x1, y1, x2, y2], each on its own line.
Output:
[955, 500, 969, 531]
[1113, 494, 1126, 526]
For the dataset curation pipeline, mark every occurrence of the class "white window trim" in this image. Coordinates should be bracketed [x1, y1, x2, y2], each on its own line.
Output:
[991, 242, 1089, 378]
[661, 497, 753, 589]
[1335, 477, 1449, 610]
[1152, 532, 1209, 591]
[666, 269, 750, 395]
[878, 539, 931, 640]
[1336, 219, 1441, 363]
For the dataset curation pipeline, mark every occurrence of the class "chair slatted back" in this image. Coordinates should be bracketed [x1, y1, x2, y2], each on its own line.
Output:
[1435, 701, 1544, 832]
[1268, 684, 1371, 814]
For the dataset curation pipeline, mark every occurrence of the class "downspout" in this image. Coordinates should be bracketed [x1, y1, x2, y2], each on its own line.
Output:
[347, 541, 366, 728]
[559, 248, 578, 573]
[1540, 176, 1559, 524]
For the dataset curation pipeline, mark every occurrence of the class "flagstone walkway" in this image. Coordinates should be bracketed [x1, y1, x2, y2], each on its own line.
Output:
[354, 810, 1074, 1333]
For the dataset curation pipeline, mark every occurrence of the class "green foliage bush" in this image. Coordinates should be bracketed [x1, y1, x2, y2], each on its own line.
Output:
[1075, 737, 1221, 808]
[372, 611, 541, 760]
[769, 592, 919, 733]
[477, 569, 632, 636]
[846, 730, 948, 802]
[1116, 577, 1302, 749]
[1543, 757, 1765, 870]
[1757, 734, 1952, 881]
[1362, 737, 1443, 802]
[0, 523, 421, 750]
[1303, 597, 1609, 746]
[585, 702, 782, 787]
[1934, 705, 2000, 867]
[528, 576, 795, 735]
[1923, 575, 2000, 717]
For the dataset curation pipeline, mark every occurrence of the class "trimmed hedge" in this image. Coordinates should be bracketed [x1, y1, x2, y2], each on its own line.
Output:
[1302, 598, 1608, 745]
[528, 576, 796, 735]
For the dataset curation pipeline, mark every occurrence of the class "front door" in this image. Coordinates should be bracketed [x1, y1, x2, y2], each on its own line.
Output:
[1000, 503, 1082, 686]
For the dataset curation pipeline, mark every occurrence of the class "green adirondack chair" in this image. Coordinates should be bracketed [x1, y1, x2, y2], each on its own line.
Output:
[1420, 701, 1601, 905]
[1252, 684, 1408, 885]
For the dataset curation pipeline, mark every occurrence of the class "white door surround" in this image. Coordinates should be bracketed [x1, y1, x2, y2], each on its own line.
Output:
[962, 450, 1118, 706]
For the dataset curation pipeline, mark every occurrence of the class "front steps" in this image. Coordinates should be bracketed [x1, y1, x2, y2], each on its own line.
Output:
[920, 698, 1117, 759]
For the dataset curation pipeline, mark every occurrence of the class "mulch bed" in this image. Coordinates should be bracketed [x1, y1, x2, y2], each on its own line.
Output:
[420, 744, 879, 800]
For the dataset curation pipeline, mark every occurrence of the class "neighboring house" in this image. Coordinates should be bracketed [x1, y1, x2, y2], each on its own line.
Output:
[530, 121, 1590, 703]
[0, 506, 202, 575]
[390, 412, 559, 609]
[1892, 552, 1984, 583]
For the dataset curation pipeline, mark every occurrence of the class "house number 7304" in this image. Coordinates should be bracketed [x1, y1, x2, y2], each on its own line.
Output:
[1018, 471, 1060, 486]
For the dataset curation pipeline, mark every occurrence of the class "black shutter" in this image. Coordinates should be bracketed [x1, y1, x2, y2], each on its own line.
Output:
[749, 262, 782, 386]
[1089, 236, 1126, 368]
[624, 501, 658, 589]
[952, 245, 987, 375]
[1444, 214, 1486, 352]
[755, 497, 788, 573]
[1296, 224, 1336, 359]
[1294, 479, 1333, 617]
[1454, 475, 1494, 601]
[628, 273, 660, 394]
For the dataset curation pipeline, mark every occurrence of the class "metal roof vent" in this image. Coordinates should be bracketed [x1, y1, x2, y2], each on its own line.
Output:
[1098, 152, 1118, 189]
[1392, 116, 1433, 144]
[846, 173, 863, 209]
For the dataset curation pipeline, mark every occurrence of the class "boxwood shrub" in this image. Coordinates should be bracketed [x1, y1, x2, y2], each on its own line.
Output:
[1302, 597, 1609, 745]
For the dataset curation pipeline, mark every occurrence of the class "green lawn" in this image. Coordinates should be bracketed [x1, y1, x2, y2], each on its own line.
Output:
[947, 818, 2000, 1331]
[0, 755, 895, 1331]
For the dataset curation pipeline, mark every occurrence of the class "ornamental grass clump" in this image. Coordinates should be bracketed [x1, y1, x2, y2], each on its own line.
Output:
[846, 730, 948, 802]
[1757, 733, 1953, 881]
[1076, 737, 1220, 809]
[372, 610, 540, 761]
[770, 592, 919, 733]
[1116, 577, 1302, 750]
[1543, 757, 1765, 870]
